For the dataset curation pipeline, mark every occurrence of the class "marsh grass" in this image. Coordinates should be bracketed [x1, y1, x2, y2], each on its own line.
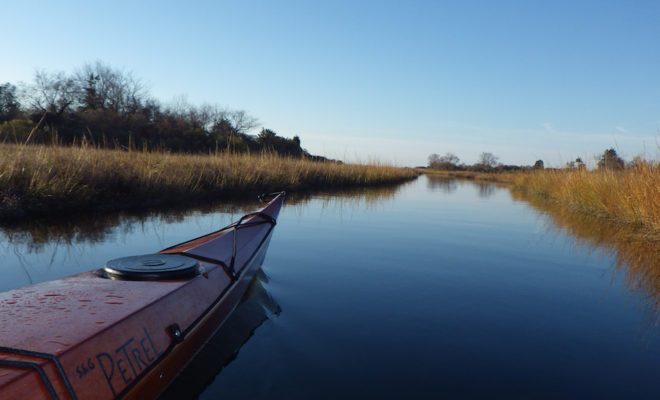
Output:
[511, 164, 660, 236]
[0, 143, 417, 219]
[422, 164, 659, 238]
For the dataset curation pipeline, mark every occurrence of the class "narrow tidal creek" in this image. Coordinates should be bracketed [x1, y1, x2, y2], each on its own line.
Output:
[2, 175, 660, 398]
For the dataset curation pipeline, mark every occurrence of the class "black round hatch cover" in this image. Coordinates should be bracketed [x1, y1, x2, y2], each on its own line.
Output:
[104, 254, 201, 280]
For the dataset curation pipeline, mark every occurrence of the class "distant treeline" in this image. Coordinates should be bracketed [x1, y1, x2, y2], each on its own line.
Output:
[427, 148, 644, 172]
[0, 61, 326, 159]
[426, 151, 528, 172]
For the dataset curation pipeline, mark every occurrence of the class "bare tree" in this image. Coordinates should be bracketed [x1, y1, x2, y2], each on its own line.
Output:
[166, 101, 257, 136]
[226, 110, 258, 134]
[478, 152, 499, 168]
[180, 102, 215, 131]
[440, 152, 460, 165]
[28, 70, 79, 115]
[429, 152, 460, 170]
[75, 61, 146, 114]
[428, 153, 440, 166]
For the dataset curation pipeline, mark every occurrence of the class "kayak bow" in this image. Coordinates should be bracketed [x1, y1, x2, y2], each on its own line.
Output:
[0, 192, 285, 399]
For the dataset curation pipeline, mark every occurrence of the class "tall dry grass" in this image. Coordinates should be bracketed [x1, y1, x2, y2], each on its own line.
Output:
[511, 163, 660, 235]
[0, 143, 417, 219]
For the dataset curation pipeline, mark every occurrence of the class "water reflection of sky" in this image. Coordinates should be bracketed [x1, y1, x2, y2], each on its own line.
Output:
[0, 185, 408, 292]
[0, 208, 240, 292]
[2, 175, 660, 398]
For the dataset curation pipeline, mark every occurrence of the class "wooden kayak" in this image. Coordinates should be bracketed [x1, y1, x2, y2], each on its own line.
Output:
[159, 269, 280, 399]
[0, 192, 285, 400]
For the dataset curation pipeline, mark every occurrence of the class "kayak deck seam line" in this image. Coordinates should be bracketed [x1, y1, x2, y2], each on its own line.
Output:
[0, 359, 60, 400]
[0, 346, 77, 400]
[169, 252, 234, 280]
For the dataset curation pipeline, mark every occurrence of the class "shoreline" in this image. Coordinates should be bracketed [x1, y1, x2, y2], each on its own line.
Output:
[417, 168, 516, 182]
[421, 167, 660, 241]
[0, 143, 418, 221]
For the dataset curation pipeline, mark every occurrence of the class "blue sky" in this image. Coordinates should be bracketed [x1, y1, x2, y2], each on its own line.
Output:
[3, 1, 659, 166]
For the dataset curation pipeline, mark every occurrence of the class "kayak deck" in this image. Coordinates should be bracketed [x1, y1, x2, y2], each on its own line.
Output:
[0, 192, 284, 399]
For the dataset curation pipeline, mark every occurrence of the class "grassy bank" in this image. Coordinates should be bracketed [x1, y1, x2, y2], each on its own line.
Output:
[421, 164, 660, 238]
[418, 168, 517, 182]
[0, 143, 418, 220]
[510, 164, 660, 237]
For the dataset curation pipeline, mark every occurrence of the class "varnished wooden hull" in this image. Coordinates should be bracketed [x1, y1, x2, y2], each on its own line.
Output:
[0, 193, 284, 399]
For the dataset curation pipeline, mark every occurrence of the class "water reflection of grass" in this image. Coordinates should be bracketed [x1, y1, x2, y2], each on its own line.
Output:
[426, 175, 505, 199]
[512, 190, 660, 314]
[285, 179, 411, 213]
[426, 176, 461, 193]
[427, 169, 660, 317]
[0, 143, 418, 220]
[0, 196, 262, 251]
[0, 182, 409, 252]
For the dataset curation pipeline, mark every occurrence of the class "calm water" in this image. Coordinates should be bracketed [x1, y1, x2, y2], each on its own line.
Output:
[2, 176, 660, 399]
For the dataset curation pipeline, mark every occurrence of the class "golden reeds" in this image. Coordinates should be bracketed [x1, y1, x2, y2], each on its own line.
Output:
[511, 164, 660, 236]
[0, 143, 418, 219]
